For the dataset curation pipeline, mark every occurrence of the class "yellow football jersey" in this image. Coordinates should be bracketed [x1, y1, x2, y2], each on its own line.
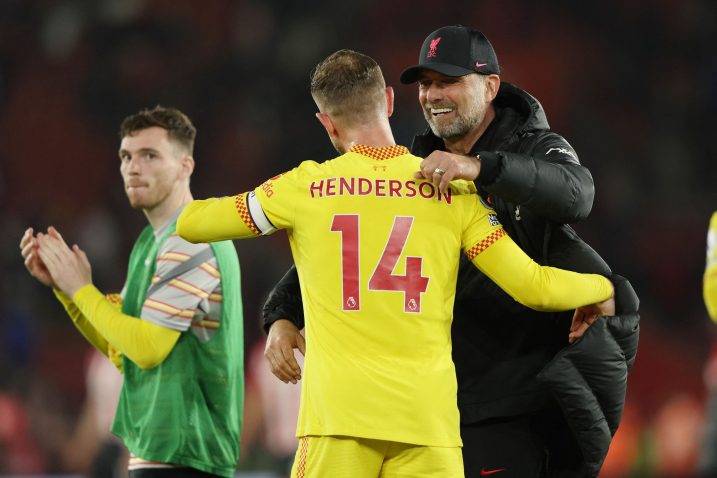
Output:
[705, 211, 717, 321]
[177, 144, 613, 447]
[256, 145, 493, 447]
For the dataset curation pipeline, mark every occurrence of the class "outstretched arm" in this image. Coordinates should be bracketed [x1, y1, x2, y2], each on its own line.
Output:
[178, 193, 267, 243]
[467, 230, 614, 312]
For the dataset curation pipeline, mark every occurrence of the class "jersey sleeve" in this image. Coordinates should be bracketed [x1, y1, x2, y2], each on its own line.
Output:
[141, 234, 221, 332]
[64, 234, 223, 369]
[177, 194, 267, 242]
[705, 212, 717, 321]
[253, 167, 304, 230]
[71, 285, 181, 369]
[460, 195, 504, 251]
[461, 198, 613, 311]
[54, 290, 126, 373]
[177, 167, 303, 243]
[54, 289, 113, 356]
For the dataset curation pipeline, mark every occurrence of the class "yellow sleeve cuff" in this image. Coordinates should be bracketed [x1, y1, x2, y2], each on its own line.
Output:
[53, 288, 109, 356]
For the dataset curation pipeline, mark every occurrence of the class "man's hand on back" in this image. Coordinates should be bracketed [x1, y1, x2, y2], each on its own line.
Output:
[264, 319, 306, 384]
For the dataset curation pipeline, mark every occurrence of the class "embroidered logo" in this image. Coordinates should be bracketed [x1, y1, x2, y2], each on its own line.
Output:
[427, 37, 441, 58]
[476, 61, 488, 68]
[546, 147, 577, 160]
[480, 468, 506, 476]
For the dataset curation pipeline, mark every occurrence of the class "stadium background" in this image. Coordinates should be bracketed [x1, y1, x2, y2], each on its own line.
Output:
[0, 0, 715, 476]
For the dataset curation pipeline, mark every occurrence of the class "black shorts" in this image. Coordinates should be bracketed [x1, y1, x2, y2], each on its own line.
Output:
[129, 468, 223, 478]
[460, 407, 583, 478]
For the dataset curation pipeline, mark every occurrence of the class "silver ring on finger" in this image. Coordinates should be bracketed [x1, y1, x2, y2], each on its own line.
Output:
[434, 168, 446, 176]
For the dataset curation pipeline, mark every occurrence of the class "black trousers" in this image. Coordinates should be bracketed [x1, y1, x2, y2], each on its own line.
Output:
[129, 468, 223, 478]
[460, 406, 584, 478]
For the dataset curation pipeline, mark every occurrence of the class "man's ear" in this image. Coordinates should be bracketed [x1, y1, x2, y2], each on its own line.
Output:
[180, 155, 195, 180]
[385, 86, 395, 118]
[485, 74, 501, 102]
[316, 112, 338, 138]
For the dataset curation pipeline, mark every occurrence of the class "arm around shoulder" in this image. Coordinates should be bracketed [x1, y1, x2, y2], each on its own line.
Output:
[469, 232, 613, 311]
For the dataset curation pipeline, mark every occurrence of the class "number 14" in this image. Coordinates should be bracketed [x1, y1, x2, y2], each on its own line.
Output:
[331, 215, 429, 313]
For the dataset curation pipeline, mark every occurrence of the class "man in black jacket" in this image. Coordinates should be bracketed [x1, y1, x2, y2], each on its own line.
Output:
[262, 25, 639, 478]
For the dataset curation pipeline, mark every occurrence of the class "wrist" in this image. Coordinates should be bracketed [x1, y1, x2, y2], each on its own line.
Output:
[70, 283, 93, 301]
[273, 318, 299, 330]
[473, 151, 500, 185]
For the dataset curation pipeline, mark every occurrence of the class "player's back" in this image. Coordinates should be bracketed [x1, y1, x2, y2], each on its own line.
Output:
[255, 145, 498, 447]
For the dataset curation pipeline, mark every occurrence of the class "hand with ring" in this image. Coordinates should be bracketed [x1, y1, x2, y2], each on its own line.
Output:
[414, 151, 482, 194]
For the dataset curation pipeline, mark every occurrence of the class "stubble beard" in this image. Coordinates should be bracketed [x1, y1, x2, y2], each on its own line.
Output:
[424, 99, 487, 141]
[126, 193, 152, 211]
[125, 185, 167, 212]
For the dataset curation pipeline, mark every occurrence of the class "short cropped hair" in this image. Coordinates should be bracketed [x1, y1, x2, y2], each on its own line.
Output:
[310, 49, 386, 126]
[119, 105, 197, 155]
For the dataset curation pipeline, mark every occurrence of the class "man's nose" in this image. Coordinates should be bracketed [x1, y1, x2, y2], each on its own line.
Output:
[425, 84, 443, 103]
[126, 157, 142, 174]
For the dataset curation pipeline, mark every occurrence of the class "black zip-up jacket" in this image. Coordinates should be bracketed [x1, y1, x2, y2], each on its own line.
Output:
[262, 82, 639, 476]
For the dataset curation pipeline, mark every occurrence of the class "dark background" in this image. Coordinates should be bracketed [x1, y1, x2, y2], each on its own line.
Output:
[0, 0, 715, 476]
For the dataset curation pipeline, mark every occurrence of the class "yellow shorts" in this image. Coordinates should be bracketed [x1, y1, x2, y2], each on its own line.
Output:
[290, 435, 464, 478]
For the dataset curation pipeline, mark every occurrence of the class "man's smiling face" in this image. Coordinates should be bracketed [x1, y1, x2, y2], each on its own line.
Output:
[418, 70, 490, 140]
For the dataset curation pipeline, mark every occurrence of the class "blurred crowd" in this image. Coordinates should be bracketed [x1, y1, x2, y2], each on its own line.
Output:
[0, 0, 715, 476]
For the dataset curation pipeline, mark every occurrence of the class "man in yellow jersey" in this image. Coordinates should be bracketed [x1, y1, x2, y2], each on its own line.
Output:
[264, 26, 639, 478]
[705, 212, 717, 321]
[698, 211, 717, 476]
[177, 49, 614, 478]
